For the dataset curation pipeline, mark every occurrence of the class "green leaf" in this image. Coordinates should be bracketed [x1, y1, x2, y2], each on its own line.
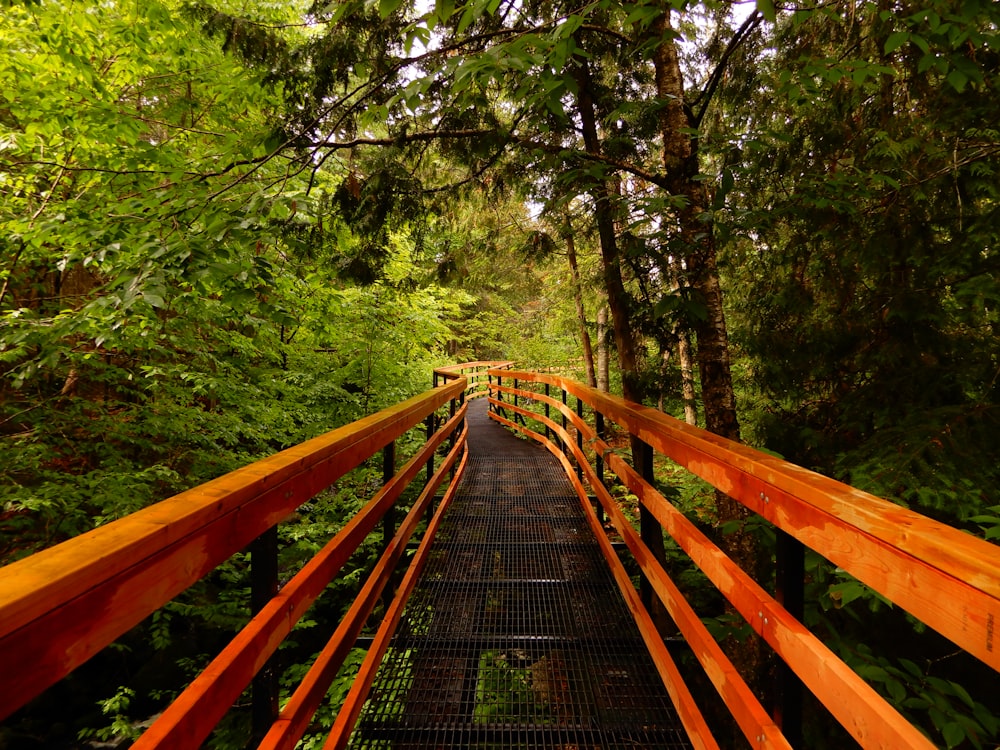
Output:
[378, 0, 403, 19]
[756, 0, 776, 22]
[142, 291, 166, 309]
[436, 0, 455, 22]
[884, 31, 909, 53]
[941, 721, 965, 748]
[948, 680, 975, 710]
[455, 6, 475, 35]
[946, 69, 968, 92]
[886, 677, 907, 703]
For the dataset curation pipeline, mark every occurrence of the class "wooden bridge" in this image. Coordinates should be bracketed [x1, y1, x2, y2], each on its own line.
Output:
[1, 362, 998, 748]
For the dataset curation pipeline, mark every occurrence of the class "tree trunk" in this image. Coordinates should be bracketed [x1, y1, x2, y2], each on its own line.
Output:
[596, 305, 609, 393]
[651, 4, 764, 718]
[676, 323, 698, 425]
[663, 255, 698, 425]
[566, 231, 597, 388]
[653, 9, 740, 443]
[569, 55, 642, 403]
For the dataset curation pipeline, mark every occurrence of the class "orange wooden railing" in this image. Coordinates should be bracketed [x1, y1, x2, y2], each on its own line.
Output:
[0, 373, 470, 748]
[434, 359, 513, 398]
[488, 369, 1000, 750]
[4, 361, 997, 749]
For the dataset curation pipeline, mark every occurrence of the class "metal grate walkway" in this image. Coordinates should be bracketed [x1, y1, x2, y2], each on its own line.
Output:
[348, 398, 692, 749]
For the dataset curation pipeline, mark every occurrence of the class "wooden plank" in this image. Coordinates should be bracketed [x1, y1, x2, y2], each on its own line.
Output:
[497, 370, 1000, 671]
[0, 382, 465, 721]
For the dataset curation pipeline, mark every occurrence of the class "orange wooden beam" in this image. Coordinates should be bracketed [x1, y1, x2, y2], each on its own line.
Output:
[496, 370, 1000, 673]
[491, 381, 967, 749]
[0, 380, 465, 721]
[132, 407, 467, 749]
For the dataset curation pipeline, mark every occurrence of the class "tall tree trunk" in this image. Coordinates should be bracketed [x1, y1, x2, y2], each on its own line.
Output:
[676, 323, 698, 425]
[569, 56, 642, 403]
[566, 230, 597, 388]
[653, 9, 739, 443]
[651, 4, 764, 717]
[597, 305, 609, 393]
[570, 51, 671, 635]
[663, 255, 698, 425]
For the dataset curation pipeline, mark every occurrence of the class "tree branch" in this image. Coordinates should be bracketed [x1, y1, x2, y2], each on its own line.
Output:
[691, 10, 764, 127]
[513, 136, 671, 189]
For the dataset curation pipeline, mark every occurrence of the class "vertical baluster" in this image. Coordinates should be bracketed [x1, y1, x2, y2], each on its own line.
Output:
[634, 438, 668, 630]
[250, 526, 279, 745]
[595, 410, 605, 523]
[382, 440, 398, 607]
[775, 530, 805, 747]
[425, 412, 434, 485]
[382, 440, 397, 549]
[575, 396, 584, 482]
[544, 383, 551, 441]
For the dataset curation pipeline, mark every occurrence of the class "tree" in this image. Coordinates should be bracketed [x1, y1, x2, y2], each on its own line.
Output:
[725, 0, 1000, 516]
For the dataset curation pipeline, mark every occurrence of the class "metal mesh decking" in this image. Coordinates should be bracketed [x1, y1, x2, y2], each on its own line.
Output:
[347, 399, 692, 749]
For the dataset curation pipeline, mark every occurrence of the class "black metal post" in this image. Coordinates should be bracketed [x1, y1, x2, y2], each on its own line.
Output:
[382, 440, 398, 607]
[250, 526, 279, 745]
[544, 383, 551, 440]
[595, 411, 605, 523]
[575, 396, 584, 482]
[425, 413, 435, 484]
[382, 440, 397, 549]
[634, 438, 668, 631]
[775, 529, 805, 747]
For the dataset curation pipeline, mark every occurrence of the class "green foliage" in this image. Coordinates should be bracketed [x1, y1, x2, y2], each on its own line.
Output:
[843, 645, 999, 749]
[723, 0, 1000, 518]
[77, 686, 141, 745]
[3, 0, 999, 745]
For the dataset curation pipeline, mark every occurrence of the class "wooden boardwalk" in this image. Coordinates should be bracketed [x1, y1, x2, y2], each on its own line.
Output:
[347, 398, 692, 749]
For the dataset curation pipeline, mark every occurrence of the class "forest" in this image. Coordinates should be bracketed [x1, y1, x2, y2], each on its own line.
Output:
[1, 0, 998, 746]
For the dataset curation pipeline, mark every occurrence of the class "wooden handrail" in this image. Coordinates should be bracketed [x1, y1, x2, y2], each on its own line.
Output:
[0, 376, 467, 737]
[433, 360, 513, 398]
[488, 369, 1000, 749]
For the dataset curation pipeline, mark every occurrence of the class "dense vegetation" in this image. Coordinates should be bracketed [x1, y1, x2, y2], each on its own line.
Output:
[1, 0, 997, 746]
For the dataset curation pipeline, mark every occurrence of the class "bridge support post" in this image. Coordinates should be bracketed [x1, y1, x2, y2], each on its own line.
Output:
[250, 526, 279, 745]
[383, 440, 397, 548]
[575, 397, 584, 482]
[383, 440, 398, 607]
[595, 411, 605, 523]
[494, 374, 508, 419]
[775, 530, 805, 747]
[425, 413, 435, 484]
[448, 394, 459, 484]
[634, 438, 670, 632]
[544, 383, 551, 440]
